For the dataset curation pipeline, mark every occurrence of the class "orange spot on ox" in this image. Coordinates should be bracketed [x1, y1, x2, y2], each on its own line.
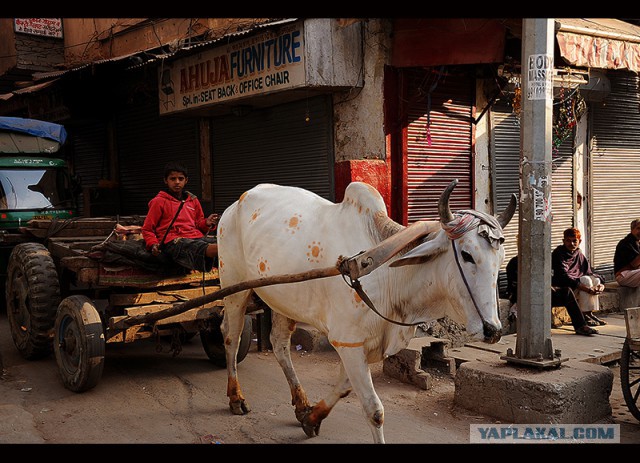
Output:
[250, 209, 260, 223]
[239, 191, 248, 203]
[257, 258, 270, 276]
[285, 213, 302, 234]
[306, 241, 323, 263]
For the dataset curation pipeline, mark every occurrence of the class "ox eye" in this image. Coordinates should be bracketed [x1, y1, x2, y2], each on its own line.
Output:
[461, 250, 475, 264]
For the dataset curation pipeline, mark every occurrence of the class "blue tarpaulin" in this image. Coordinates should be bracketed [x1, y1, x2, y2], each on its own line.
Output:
[0, 117, 67, 145]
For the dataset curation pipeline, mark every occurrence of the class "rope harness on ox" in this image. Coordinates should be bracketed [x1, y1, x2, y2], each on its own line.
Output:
[344, 210, 505, 327]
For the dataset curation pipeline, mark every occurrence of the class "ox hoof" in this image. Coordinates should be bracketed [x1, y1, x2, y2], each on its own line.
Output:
[229, 400, 251, 415]
[302, 421, 321, 438]
[295, 406, 313, 424]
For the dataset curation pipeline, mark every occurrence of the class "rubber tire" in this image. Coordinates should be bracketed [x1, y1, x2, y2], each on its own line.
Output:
[54, 295, 105, 393]
[620, 338, 640, 421]
[201, 314, 252, 368]
[5, 242, 61, 360]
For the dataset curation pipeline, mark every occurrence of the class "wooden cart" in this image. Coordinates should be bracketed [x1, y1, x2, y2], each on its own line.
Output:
[622, 307, 640, 421]
[4, 217, 255, 393]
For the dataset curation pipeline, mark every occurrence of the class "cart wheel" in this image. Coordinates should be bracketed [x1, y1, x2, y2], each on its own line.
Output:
[621, 338, 640, 422]
[5, 242, 61, 359]
[201, 314, 252, 368]
[54, 296, 105, 393]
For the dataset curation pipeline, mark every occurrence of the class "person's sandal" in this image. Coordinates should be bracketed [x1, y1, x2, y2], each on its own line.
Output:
[590, 314, 607, 326]
[576, 325, 598, 336]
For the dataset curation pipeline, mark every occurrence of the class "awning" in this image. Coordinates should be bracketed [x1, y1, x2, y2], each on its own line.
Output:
[555, 18, 640, 72]
[0, 79, 59, 101]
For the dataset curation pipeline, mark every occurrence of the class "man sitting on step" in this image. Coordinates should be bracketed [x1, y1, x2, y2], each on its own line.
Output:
[551, 227, 605, 335]
[614, 218, 640, 288]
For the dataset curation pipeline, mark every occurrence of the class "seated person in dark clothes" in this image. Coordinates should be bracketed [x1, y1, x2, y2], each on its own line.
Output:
[614, 218, 640, 288]
[551, 227, 605, 335]
[141, 161, 219, 273]
[505, 255, 518, 325]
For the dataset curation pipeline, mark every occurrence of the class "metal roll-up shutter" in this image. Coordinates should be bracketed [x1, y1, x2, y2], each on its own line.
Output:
[490, 104, 520, 266]
[405, 69, 473, 223]
[550, 134, 575, 250]
[70, 122, 108, 216]
[116, 99, 199, 215]
[591, 71, 640, 270]
[490, 99, 575, 295]
[211, 95, 333, 213]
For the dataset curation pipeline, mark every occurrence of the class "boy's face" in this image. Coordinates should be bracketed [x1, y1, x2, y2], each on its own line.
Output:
[164, 171, 188, 195]
[563, 236, 580, 252]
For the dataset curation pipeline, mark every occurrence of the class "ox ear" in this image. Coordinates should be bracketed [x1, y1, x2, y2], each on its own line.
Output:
[389, 234, 448, 268]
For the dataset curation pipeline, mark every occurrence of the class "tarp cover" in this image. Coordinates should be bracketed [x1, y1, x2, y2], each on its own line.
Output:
[0, 116, 67, 145]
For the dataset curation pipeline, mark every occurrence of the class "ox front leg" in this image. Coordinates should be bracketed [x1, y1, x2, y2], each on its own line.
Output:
[221, 291, 252, 415]
[269, 312, 313, 424]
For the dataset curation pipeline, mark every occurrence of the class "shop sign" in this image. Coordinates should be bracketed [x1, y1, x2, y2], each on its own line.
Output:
[159, 22, 305, 114]
[14, 18, 63, 38]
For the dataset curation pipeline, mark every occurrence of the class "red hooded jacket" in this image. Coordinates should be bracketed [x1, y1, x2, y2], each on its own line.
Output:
[141, 190, 210, 250]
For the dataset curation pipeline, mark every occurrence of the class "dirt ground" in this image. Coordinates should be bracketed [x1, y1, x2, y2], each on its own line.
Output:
[1, 310, 639, 447]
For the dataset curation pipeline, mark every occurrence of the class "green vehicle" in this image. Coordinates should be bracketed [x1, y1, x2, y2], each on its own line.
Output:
[0, 117, 77, 301]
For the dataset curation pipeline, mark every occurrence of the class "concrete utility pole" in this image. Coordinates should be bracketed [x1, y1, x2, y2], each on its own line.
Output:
[506, 18, 562, 366]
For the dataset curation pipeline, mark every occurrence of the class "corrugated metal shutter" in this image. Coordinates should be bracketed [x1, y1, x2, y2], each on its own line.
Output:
[70, 122, 108, 216]
[405, 69, 473, 223]
[490, 105, 520, 265]
[491, 102, 574, 261]
[116, 99, 199, 215]
[591, 71, 640, 271]
[211, 95, 333, 213]
[550, 132, 575, 250]
[490, 100, 575, 293]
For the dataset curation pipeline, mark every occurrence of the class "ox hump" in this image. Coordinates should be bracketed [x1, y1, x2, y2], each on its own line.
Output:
[341, 182, 387, 216]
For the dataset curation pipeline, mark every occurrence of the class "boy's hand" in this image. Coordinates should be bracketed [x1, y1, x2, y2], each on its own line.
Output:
[151, 243, 160, 256]
[206, 213, 220, 228]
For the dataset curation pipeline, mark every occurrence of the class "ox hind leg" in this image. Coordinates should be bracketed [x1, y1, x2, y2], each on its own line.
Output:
[270, 312, 354, 438]
[269, 312, 313, 424]
[332, 346, 385, 443]
[221, 290, 252, 415]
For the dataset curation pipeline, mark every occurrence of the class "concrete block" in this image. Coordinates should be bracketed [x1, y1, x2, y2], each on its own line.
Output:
[618, 286, 640, 310]
[454, 360, 613, 423]
[383, 346, 433, 390]
[552, 306, 572, 327]
[383, 336, 454, 390]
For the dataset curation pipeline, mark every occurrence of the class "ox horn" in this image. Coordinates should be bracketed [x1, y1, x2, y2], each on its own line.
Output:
[438, 179, 458, 224]
[496, 193, 518, 229]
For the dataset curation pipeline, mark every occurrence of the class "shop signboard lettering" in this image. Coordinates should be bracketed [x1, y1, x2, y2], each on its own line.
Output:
[14, 18, 63, 38]
[159, 22, 305, 114]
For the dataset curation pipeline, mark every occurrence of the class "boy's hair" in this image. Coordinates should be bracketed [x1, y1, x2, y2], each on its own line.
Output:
[163, 162, 188, 179]
[631, 219, 640, 230]
[563, 227, 581, 241]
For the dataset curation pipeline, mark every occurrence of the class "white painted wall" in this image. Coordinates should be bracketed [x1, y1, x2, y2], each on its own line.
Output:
[332, 19, 391, 162]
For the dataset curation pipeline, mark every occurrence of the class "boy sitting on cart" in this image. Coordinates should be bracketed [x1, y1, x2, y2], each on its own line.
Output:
[141, 161, 219, 273]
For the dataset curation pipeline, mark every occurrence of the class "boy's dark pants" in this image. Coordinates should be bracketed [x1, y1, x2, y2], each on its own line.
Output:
[551, 286, 588, 329]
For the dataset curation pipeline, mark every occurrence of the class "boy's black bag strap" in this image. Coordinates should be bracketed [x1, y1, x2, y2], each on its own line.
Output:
[159, 198, 186, 248]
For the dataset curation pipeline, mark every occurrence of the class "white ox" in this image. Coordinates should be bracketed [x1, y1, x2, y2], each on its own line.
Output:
[216, 179, 516, 444]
